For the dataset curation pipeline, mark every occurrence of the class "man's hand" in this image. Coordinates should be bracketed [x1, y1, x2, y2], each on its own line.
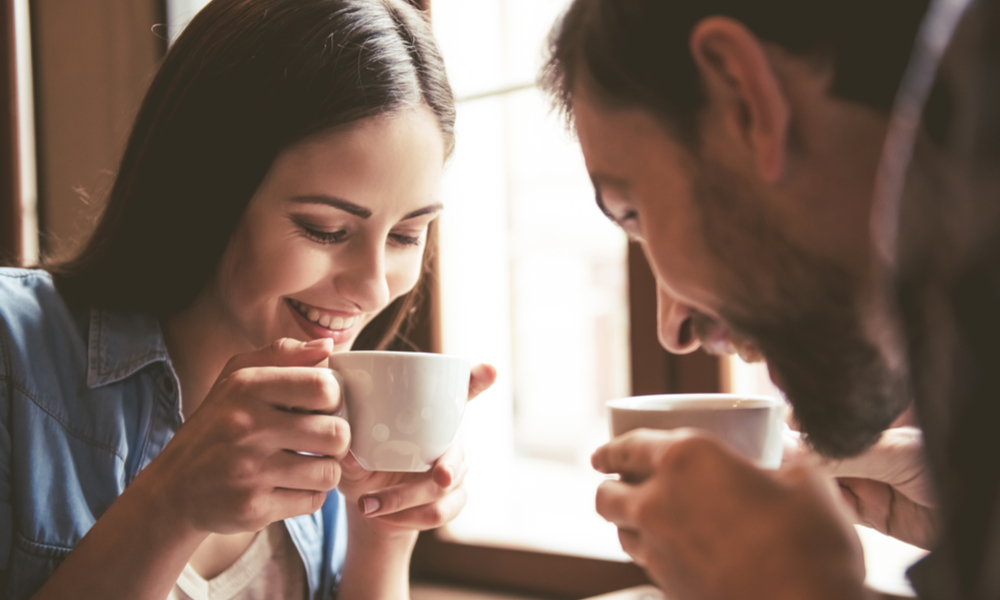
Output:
[786, 426, 938, 549]
[593, 428, 867, 600]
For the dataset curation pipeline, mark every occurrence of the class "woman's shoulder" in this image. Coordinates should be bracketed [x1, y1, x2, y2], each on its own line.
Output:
[0, 267, 59, 310]
[0, 267, 85, 381]
[0, 267, 76, 334]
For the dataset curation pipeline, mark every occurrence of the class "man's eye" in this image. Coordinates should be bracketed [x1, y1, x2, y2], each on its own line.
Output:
[617, 209, 638, 224]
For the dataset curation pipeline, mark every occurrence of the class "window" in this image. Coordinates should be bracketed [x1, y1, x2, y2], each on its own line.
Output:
[431, 0, 637, 564]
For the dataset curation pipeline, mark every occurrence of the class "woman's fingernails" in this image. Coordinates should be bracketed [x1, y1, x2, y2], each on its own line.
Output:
[438, 465, 455, 487]
[304, 338, 331, 349]
[362, 497, 380, 515]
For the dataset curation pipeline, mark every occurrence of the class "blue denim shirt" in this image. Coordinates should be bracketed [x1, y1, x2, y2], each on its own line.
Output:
[0, 268, 346, 599]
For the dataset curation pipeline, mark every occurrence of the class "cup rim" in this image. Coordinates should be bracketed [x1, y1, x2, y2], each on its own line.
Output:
[330, 350, 469, 361]
[607, 393, 784, 411]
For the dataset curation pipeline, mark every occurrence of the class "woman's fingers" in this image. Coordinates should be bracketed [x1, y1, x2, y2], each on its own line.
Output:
[359, 461, 468, 518]
[467, 363, 497, 401]
[262, 451, 345, 493]
[219, 337, 333, 379]
[268, 488, 331, 521]
[220, 365, 342, 414]
[260, 410, 350, 459]
[370, 485, 468, 530]
[338, 451, 371, 483]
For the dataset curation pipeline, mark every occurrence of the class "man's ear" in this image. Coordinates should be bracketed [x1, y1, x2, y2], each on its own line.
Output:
[689, 17, 789, 183]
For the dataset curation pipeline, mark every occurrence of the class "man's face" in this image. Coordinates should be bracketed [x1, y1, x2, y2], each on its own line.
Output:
[573, 91, 910, 458]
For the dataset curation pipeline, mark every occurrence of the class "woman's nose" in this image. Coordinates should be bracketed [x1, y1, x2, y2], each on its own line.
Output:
[335, 237, 390, 312]
[656, 285, 701, 354]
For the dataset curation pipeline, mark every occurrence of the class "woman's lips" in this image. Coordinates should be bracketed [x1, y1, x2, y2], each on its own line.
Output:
[285, 298, 364, 342]
[287, 298, 361, 330]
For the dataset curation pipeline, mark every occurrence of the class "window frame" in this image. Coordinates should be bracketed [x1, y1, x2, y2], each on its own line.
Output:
[408, 242, 721, 598]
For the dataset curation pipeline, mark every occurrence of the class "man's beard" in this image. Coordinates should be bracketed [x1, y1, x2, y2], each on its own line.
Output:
[691, 161, 911, 458]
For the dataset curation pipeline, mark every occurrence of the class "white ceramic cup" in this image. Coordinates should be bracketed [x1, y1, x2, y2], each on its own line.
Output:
[328, 351, 471, 472]
[607, 393, 787, 469]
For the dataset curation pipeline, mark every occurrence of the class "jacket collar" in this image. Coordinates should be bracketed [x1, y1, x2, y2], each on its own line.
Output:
[86, 307, 171, 388]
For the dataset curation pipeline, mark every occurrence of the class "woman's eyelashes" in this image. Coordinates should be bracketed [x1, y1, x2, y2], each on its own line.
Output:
[389, 232, 423, 247]
[292, 216, 424, 247]
[293, 217, 348, 243]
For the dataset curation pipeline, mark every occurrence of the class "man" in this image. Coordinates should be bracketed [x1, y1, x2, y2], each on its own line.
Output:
[538, 0, 979, 597]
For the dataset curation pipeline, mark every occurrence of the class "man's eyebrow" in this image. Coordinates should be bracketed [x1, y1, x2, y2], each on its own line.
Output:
[290, 195, 372, 218]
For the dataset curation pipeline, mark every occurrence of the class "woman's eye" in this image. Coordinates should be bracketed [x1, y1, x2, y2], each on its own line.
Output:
[389, 232, 423, 247]
[302, 227, 348, 244]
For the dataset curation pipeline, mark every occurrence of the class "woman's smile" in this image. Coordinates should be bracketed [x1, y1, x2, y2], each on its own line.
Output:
[286, 297, 366, 343]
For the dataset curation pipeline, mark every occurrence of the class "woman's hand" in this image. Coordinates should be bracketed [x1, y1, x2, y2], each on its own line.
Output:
[335, 363, 496, 599]
[137, 337, 348, 535]
[337, 363, 497, 535]
[785, 426, 938, 549]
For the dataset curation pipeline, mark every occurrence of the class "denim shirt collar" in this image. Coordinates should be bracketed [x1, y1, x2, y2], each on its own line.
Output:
[86, 307, 172, 389]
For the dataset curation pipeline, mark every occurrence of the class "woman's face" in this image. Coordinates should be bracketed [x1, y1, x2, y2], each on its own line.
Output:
[212, 106, 445, 352]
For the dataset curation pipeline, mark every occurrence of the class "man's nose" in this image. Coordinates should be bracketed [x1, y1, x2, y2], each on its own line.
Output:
[335, 237, 390, 312]
[656, 286, 701, 354]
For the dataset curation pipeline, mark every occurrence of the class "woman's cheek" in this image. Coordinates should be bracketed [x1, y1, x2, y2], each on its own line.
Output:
[387, 252, 425, 299]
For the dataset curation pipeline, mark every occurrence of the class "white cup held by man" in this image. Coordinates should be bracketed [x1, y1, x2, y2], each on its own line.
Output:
[329, 351, 471, 472]
[607, 393, 787, 469]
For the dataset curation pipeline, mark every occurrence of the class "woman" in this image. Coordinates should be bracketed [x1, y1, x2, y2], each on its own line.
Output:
[0, 0, 494, 598]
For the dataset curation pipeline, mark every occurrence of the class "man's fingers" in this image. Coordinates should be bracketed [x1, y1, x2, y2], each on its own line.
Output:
[617, 528, 646, 567]
[595, 479, 638, 527]
[592, 428, 679, 480]
[824, 427, 935, 507]
[219, 338, 334, 379]
[468, 363, 497, 401]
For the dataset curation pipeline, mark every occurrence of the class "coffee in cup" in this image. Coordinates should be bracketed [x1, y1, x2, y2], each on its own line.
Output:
[329, 351, 471, 472]
[607, 393, 787, 469]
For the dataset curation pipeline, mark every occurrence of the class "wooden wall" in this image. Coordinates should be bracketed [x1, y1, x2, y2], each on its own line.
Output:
[29, 0, 165, 261]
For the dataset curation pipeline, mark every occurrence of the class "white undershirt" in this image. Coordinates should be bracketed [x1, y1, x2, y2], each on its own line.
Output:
[168, 522, 307, 600]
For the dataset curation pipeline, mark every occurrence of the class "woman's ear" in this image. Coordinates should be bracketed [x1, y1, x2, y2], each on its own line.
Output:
[689, 17, 789, 183]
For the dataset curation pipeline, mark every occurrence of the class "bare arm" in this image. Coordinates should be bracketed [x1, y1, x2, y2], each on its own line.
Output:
[336, 363, 495, 600]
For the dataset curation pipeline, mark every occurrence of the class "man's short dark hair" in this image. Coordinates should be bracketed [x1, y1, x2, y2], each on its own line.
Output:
[541, 0, 930, 142]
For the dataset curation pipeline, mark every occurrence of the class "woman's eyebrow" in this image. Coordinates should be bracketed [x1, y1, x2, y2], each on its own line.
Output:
[402, 203, 444, 220]
[290, 196, 442, 221]
[290, 195, 372, 218]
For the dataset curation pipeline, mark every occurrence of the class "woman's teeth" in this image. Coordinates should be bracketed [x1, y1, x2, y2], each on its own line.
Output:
[288, 299, 358, 331]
